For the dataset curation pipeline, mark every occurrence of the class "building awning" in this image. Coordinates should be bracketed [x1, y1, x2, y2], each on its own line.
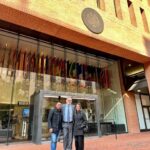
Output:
[128, 78, 149, 94]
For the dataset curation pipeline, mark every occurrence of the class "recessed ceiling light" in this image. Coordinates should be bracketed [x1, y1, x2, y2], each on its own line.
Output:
[128, 64, 132, 67]
[137, 89, 141, 92]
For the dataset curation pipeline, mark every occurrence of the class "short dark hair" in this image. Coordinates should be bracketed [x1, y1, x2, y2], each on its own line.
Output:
[76, 103, 82, 108]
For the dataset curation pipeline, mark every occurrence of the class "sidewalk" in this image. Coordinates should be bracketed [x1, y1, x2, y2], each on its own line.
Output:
[0, 132, 150, 150]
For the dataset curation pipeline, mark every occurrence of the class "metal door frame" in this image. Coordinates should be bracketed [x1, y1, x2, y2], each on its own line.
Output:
[31, 90, 101, 144]
[143, 106, 150, 130]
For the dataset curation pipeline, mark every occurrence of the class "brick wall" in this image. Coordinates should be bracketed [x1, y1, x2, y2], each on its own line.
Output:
[123, 92, 140, 133]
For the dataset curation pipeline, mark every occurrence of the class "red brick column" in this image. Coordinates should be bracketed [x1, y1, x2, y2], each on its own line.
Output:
[123, 92, 140, 133]
[144, 61, 150, 93]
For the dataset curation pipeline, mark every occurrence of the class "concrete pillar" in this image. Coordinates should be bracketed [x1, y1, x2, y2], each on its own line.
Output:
[123, 92, 140, 133]
[144, 61, 150, 93]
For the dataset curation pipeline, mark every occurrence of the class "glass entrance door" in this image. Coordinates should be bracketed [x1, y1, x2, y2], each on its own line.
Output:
[31, 90, 99, 144]
[41, 95, 97, 141]
[71, 98, 97, 136]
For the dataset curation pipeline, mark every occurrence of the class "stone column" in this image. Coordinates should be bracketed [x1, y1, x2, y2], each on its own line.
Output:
[123, 92, 140, 133]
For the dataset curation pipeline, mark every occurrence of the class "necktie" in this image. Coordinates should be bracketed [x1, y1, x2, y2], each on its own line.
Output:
[67, 105, 70, 122]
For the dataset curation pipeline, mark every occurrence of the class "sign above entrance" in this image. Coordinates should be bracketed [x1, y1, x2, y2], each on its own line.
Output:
[81, 7, 104, 34]
[18, 101, 29, 106]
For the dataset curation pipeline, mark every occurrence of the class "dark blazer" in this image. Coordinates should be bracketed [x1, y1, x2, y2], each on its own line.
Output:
[73, 110, 87, 136]
[48, 108, 62, 133]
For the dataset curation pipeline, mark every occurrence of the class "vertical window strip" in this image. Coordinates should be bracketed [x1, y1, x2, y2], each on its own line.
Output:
[140, 8, 150, 33]
[97, 0, 105, 11]
[114, 0, 123, 19]
[148, 0, 150, 6]
[127, 0, 137, 27]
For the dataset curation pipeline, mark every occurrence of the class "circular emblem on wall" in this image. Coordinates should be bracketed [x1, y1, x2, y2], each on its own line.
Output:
[81, 8, 104, 34]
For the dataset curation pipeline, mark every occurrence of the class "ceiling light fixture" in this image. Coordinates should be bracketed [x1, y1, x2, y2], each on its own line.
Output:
[128, 64, 131, 67]
[137, 89, 141, 92]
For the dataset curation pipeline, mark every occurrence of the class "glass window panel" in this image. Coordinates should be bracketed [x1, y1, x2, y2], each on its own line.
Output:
[141, 95, 150, 106]
[98, 58, 109, 68]
[13, 37, 38, 102]
[143, 108, 150, 129]
[144, 108, 149, 119]
[87, 55, 98, 94]
[0, 31, 17, 50]
[0, 31, 18, 143]
[0, 33, 17, 104]
[77, 52, 87, 93]
[16, 37, 38, 99]
[0, 29, 129, 141]
[66, 49, 77, 93]
[38, 42, 52, 91]
[11, 37, 38, 142]
[54, 46, 64, 59]
[72, 99, 98, 136]
[99, 60, 127, 134]
[51, 46, 65, 91]
[135, 94, 146, 130]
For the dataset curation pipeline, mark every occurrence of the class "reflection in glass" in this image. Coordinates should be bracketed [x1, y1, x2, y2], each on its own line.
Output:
[66, 50, 77, 92]
[0, 29, 128, 142]
[73, 99, 97, 136]
[99, 61, 127, 135]
[41, 96, 98, 140]
[0, 32, 18, 143]
[77, 53, 87, 93]
[38, 42, 52, 91]
[51, 45, 65, 91]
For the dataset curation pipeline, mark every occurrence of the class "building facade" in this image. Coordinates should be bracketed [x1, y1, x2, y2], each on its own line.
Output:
[0, 0, 150, 144]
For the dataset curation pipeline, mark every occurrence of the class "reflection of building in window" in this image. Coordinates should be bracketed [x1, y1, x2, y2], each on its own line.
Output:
[84, 101, 96, 122]
[1, 112, 9, 129]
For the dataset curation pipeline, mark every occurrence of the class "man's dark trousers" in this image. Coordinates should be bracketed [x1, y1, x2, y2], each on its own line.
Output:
[63, 122, 73, 150]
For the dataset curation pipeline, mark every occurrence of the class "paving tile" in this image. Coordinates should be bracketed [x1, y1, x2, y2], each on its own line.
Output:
[0, 132, 150, 150]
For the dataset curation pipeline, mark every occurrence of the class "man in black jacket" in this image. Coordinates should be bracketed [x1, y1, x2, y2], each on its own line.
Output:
[48, 102, 62, 150]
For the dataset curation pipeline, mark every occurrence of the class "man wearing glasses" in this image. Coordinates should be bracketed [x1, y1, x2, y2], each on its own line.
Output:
[62, 97, 75, 150]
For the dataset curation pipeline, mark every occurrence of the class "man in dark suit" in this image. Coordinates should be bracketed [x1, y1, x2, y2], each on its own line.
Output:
[62, 97, 75, 150]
